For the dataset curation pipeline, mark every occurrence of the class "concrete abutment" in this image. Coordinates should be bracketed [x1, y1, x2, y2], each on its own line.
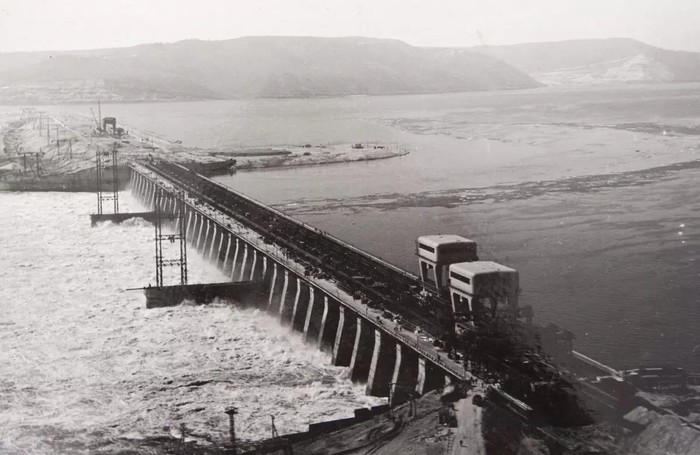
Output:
[318, 296, 340, 353]
[332, 306, 356, 366]
[416, 357, 446, 395]
[290, 280, 311, 332]
[278, 271, 299, 324]
[302, 289, 323, 343]
[366, 330, 397, 397]
[349, 318, 375, 383]
[391, 343, 419, 404]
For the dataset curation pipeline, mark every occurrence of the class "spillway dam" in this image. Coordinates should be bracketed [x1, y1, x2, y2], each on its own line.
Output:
[130, 160, 469, 402]
[127, 158, 686, 440]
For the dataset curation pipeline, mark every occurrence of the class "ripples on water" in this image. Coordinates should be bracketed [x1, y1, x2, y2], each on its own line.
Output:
[0, 191, 382, 454]
[281, 167, 700, 372]
[2, 86, 698, 451]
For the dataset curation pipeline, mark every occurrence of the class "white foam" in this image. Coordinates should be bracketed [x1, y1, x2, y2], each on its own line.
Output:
[0, 191, 383, 453]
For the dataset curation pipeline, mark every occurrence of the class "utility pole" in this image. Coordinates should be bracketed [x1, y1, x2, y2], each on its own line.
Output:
[55, 125, 60, 151]
[111, 143, 119, 213]
[180, 423, 187, 445]
[46, 118, 51, 145]
[225, 407, 238, 452]
[389, 382, 396, 417]
[270, 415, 279, 439]
[96, 146, 102, 214]
[269, 415, 292, 454]
[98, 101, 102, 131]
[68, 138, 73, 159]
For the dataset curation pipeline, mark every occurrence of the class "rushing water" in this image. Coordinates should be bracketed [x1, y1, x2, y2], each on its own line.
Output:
[2, 84, 700, 451]
[0, 191, 380, 454]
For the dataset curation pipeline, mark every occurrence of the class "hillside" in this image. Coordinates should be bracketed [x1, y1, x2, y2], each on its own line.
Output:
[471, 38, 700, 86]
[0, 37, 539, 103]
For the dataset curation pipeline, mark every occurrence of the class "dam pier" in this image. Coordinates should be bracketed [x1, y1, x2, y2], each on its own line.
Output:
[129, 161, 464, 399]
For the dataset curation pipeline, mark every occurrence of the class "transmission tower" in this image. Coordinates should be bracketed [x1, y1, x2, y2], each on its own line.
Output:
[154, 188, 188, 287]
[95, 143, 120, 214]
[34, 152, 46, 177]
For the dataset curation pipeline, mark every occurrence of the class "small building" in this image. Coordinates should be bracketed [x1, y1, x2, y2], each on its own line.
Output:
[624, 367, 688, 391]
[102, 117, 117, 135]
[416, 235, 477, 290]
[448, 261, 519, 319]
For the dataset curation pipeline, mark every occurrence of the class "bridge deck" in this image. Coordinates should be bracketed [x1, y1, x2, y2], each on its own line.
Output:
[130, 161, 666, 447]
[131, 161, 469, 380]
[141, 161, 453, 331]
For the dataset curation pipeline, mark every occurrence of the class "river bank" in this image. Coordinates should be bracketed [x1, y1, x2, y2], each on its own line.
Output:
[0, 110, 409, 191]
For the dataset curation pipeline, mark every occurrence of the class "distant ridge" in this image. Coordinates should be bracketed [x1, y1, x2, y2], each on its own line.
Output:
[0, 36, 539, 103]
[470, 38, 700, 85]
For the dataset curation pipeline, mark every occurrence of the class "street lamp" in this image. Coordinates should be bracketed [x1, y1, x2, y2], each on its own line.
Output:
[224, 406, 238, 452]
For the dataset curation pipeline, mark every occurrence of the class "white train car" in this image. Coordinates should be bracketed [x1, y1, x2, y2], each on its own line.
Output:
[416, 235, 477, 290]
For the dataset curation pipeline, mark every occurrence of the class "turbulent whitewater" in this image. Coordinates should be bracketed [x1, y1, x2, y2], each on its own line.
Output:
[0, 191, 381, 453]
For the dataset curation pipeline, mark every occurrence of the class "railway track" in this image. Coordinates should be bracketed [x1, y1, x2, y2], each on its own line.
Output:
[144, 159, 454, 337]
[139, 159, 631, 447]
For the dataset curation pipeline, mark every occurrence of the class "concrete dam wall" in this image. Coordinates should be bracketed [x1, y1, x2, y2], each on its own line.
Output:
[0, 165, 132, 192]
[129, 163, 463, 401]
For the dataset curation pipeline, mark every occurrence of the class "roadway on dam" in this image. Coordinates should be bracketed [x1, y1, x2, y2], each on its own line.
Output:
[130, 161, 471, 385]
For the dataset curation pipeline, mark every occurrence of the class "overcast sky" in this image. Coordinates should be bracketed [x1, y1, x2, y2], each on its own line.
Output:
[1, 0, 699, 53]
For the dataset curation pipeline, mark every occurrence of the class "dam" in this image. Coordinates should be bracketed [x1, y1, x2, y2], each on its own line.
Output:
[127, 157, 692, 443]
[129, 160, 471, 400]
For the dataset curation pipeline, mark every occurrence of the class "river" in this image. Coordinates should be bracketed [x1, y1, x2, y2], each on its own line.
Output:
[0, 192, 380, 453]
[53, 84, 695, 372]
[1, 83, 699, 451]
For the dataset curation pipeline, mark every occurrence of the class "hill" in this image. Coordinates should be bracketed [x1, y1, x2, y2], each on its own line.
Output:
[471, 38, 700, 86]
[0, 37, 539, 103]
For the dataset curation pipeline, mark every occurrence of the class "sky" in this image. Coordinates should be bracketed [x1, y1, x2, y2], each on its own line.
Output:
[1, 0, 699, 53]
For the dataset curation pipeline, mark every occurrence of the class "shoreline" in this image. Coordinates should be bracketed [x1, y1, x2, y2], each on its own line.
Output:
[0, 111, 410, 190]
[3, 81, 700, 106]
